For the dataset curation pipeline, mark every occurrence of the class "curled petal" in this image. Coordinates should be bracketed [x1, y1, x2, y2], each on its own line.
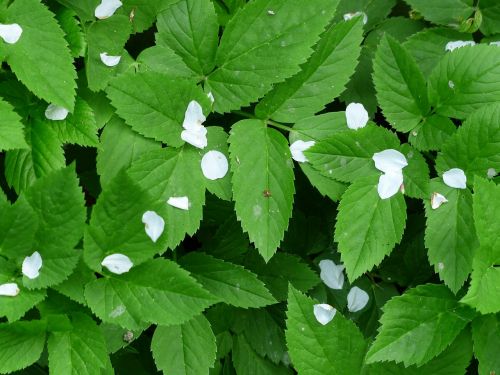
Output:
[347, 286, 369, 312]
[95, 0, 123, 19]
[377, 170, 403, 200]
[443, 168, 467, 189]
[431, 192, 448, 210]
[167, 196, 189, 210]
[345, 102, 368, 130]
[0, 23, 22, 44]
[372, 149, 408, 173]
[343, 11, 368, 25]
[22, 251, 43, 280]
[319, 259, 344, 290]
[290, 140, 315, 163]
[183, 100, 206, 130]
[100, 52, 121, 67]
[0, 283, 19, 297]
[45, 104, 69, 121]
[313, 303, 336, 325]
[101, 254, 133, 274]
[201, 150, 228, 180]
[445, 40, 475, 52]
[142, 211, 165, 243]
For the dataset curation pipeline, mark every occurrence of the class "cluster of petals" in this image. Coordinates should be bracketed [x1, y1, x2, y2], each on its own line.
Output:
[372, 149, 408, 199]
[181, 100, 208, 149]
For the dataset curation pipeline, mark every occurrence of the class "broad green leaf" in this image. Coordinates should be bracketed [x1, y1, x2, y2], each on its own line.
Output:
[207, 0, 339, 113]
[0, 320, 46, 373]
[480, 0, 500, 35]
[156, 0, 219, 75]
[55, 0, 98, 22]
[84, 258, 216, 329]
[4, 149, 36, 195]
[229, 120, 295, 261]
[335, 176, 407, 280]
[107, 71, 209, 146]
[408, 114, 456, 152]
[436, 103, 500, 182]
[366, 284, 476, 367]
[85, 15, 131, 92]
[472, 314, 500, 375]
[122, 0, 178, 33]
[48, 313, 111, 375]
[373, 34, 429, 132]
[255, 18, 363, 123]
[461, 178, 500, 313]
[402, 0, 474, 26]
[53, 259, 96, 305]
[401, 144, 429, 199]
[179, 252, 276, 308]
[96, 116, 161, 188]
[366, 328, 473, 375]
[0, 0, 76, 110]
[28, 117, 65, 178]
[424, 179, 478, 292]
[151, 315, 217, 375]
[286, 286, 367, 375]
[0, 97, 27, 151]
[136, 45, 195, 78]
[56, 8, 86, 58]
[204, 127, 232, 201]
[232, 335, 292, 375]
[428, 45, 500, 119]
[306, 125, 400, 183]
[100, 322, 144, 354]
[127, 147, 206, 249]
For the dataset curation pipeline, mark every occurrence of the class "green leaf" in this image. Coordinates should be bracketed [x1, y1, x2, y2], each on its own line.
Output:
[366, 284, 476, 367]
[0, 0, 76, 110]
[84, 258, 215, 329]
[0, 320, 46, 373]
[85, 15, 131, 92]
[408, 114, 456, 152]
[435, 103, 500, 182]
[472, 314, 500, 375]
[204, 127, 232, 201]
[56, 8, 86, 58]
[480, 0, 500, 35]
[0, 97, 27, 151]
[335, 176, 407, 280]
[4, 149, 36, 194]
[401, 144, 429, 199]
[156, 0, 219, 75]
[207, 0, 339, 113]
[306, 125, 400, 183]
[0, 198, 37, 259]
[402, 0, 474, 26]
[229, 120, 295, 261]
[122, 0, 178, 33]
[424, 179, 478, 292]
[53, 259, 96, 305]
[151, 315, 217, 375]
[127, 147, 206, 249]
[96, 116, 161, 188]
[48, 313, 111, 375]
[54, 0, 98, 22]
[107, 71, 209, 146]
[286, 286, 367, 374]
[428, 44, 500, 119]
[179, 252, 276, 308]
[255, 18, 363, 123]
[373, 34, 429, 132]
[136, 45, 195, 78]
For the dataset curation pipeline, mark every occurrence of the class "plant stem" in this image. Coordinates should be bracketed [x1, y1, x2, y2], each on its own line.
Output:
[267, 120, 293, 132]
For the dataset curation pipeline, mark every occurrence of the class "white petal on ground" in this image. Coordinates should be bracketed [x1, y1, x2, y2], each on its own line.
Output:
[445, 40, 476, 52]
[22, 251, 43, 280]
[45, 104, 69, 121]
[347, 286, 369, 312]
[372, 149, 408, 173]
[377, 170, 404, 200]
[313, 304, 337, 325]
[487, 168, 497, 179]
[201, 150, 229, 180]
[142, 211, 165, 243]
[183, 100, 206, 130]
[167, 196, 189, 210]
[443, 168, 467, 189]
[319, 259, 345, 290]
[345, 102, 369, 130]
[431, 192, 448, 210]
[0, 23, 23, 44]
[0, 283, 20, 297]
[181, 125, 208, 149]
[290, 140, 315, 163]
[101, 254, 133, 274]
[343, 11, 368, 25]
[95, 0, 123, 19]
[100, 52, 121, 67]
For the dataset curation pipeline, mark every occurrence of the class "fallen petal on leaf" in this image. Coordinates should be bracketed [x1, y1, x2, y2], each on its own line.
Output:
[372, 149, 408, 173]
[343, 11, 368, 25]
[183, 100, 206, 130]
[347, 286, 369, 312]
[201, 150, 228, 180]
[0, 23, 23, 44]
[22, 251, 43, 280]
[45, 104, 69, 121]
[346, 102, 369, 130]
[142, 211, 165, 243]
[167, 196, 189, 210]
[445, 40, 475, 52]
[95, 0, 123, 19]
[181, 125, 208, 149]
[313, 303, 336, 325]
[100, 52, 121, 67]
[319, 259, 344, 290]
[0, 283, 19, 297]
[443, 168, 467, 189]
[431, 192, 448, 210]
[290, 140, 315, 163]
[101, 254, 133, 274]
[377, 170, 403, 200]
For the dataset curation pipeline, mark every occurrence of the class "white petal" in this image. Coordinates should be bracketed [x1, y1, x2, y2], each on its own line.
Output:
[377, 170, 403, 199]
[95, 0, 123, 19]
[346, 102, 369, 130]
[347, 286, 369, 313]
[142, 211, 165, 243]
[0, 23, 23, 44]
[181, 125, 208, 149]
[319, 259, 344, 290]
[22, 251, 43, 280]
[201, 150, 228, 180]
[431, 192, 448, 210]
[167, 196, 189, 210]
[183, 100, 206, 130]
[443, 168, 467, 189]
[100, 52, 121, 67]
[101, 254, 133, 274]
[487, 168, 497, 179]
[313, 304, 336, 325]
[372, 149, 408, 173]
[290, 140, 315, 163]
[343, 11, 368, 25]
[445, 40, 475, 52]
[207, 92, 215, 104]
[45, 104, 69, 121]
[490, 41, 500, 47]
[0, 283, 19, 297]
